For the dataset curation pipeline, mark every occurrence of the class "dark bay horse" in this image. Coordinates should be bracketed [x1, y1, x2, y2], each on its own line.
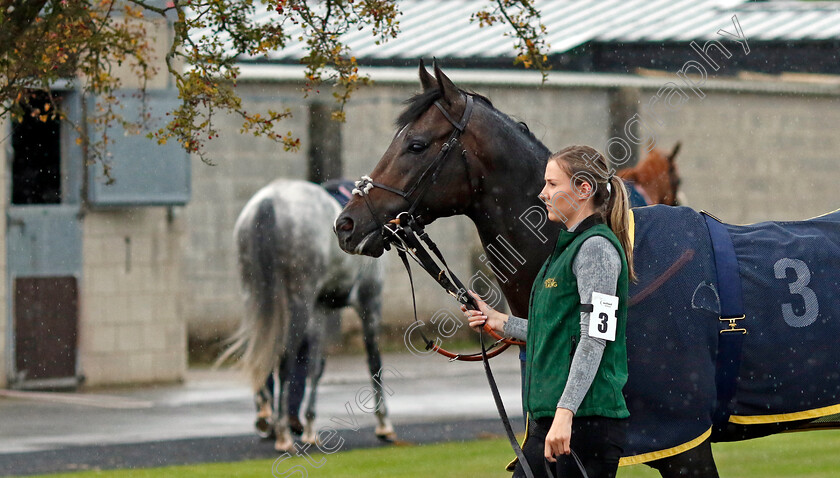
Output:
[334, 63, 840, 476]
[223, 179, 393, 452]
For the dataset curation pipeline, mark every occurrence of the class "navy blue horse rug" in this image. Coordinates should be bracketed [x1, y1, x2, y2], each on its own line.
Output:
[621, 205, 840, 465]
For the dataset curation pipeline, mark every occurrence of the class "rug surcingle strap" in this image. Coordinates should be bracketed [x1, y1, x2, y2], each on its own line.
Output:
[702, 211, 747, 429]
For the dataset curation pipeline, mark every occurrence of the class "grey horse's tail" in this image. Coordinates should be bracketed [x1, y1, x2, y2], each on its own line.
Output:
[218, 196, 287, 390]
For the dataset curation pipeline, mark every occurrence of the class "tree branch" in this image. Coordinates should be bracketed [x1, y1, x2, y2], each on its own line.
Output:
[0, 0, 50, 58]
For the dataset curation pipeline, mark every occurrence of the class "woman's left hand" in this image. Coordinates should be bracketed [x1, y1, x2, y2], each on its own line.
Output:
[459, 290, 508, 335]
[545, 408, 574, 462]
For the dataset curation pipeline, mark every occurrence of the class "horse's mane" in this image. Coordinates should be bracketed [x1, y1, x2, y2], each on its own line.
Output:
[395, 88, 493, 129]
[395, 88, 542, 147]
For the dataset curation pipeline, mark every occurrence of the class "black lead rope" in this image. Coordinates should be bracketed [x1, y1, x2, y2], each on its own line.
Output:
[394, 244, 437, 352]
[479, 329, 536, 478]
[391, 218, 591, 478]
[399, 216, 473, 306]
[387, 217, 536, 477]
[391, 223, 500, 358]
[544, 451, 590, 478]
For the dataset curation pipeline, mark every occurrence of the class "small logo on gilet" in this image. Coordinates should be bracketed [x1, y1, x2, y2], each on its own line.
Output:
[544, 278, 558, 288]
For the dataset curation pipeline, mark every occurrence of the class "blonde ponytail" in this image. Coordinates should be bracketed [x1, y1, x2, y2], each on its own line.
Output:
[606, 175, 636, 282]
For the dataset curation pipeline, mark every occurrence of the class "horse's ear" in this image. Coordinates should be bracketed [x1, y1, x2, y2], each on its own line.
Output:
[419, 59, 435, 92]
[433, 62, 461, 105]
[620, 169, 637, 182]
[669, 142, 682, 163]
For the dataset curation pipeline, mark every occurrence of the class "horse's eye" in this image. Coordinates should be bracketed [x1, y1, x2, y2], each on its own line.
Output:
[407, 141, 428, 153]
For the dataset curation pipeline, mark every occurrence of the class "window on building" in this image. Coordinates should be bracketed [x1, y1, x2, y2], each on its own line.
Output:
[11, 91, 62, 205]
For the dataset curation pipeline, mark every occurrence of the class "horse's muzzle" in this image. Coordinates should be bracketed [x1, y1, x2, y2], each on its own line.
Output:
[334, 213, 356, 250]
[334, 212, 385, 257]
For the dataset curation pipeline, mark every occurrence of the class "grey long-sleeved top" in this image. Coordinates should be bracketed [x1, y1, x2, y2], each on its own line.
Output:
[503, 220, 622, 414]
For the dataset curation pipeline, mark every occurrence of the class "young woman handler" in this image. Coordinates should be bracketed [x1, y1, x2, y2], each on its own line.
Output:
[462, 145, 635, 478]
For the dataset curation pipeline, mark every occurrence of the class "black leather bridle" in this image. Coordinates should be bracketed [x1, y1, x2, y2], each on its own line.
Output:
[350, 93, 526, 354]
[351, 94, 505, 354]
[352, 94, 475, 228]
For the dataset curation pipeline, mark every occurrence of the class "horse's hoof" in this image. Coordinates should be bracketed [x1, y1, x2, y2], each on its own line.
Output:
[302, 431, 317, 445]
[376, 430, 397, 442]
[302, 419, 318, 445]
[274, 438, 295, 453]
[288, 416, 304, 436]
[255, 417, 276, 440]
[375, 422, 395, 442]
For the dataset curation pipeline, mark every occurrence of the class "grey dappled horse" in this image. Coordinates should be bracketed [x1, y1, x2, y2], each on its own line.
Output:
[224, 179, 393, 452]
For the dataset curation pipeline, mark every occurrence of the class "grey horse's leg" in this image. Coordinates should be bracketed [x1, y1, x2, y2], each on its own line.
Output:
[254, 368, 276, 439]
[271, 352, 292, 452]
[355, 285, 395, 441]
[646, 437, 719, 478]
[274, 297, 310, 452]
[301, 305, 330, 444]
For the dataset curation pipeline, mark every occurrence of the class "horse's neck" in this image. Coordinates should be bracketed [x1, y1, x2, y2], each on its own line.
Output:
[467, 155, 558, 319]
[620, 157, 667, 205]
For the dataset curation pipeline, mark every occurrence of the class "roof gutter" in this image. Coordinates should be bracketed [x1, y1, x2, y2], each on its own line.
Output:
[234, 63, 840, 97]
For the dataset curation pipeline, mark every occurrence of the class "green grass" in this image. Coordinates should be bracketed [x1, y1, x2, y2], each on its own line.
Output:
[710, 430, 840, 477]
[20, 430, 840, 477]
[18, 438, 514, 478]
[626, 429, 840, 477]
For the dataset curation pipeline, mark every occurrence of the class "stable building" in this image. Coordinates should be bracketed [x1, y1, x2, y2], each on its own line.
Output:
[0, 18, 188, 389]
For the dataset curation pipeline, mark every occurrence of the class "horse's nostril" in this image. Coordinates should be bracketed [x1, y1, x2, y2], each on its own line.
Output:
[337, 216, 354, 233]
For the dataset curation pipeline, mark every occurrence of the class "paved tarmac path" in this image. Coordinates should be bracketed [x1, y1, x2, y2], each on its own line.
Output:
[0, 351, 524, 476]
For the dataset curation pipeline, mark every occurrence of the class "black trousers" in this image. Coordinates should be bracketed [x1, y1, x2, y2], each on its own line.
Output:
[512, 415, 627, 478]
[262, 338, 309, 417]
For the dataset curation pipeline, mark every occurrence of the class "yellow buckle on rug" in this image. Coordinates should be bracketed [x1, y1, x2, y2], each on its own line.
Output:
[719, 315, 746, 334]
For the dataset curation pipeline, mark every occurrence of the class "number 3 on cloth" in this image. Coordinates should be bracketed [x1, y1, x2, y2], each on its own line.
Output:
[588, 292, 619, 341]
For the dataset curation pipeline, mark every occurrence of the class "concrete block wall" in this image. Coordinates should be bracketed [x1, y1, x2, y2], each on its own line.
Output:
[79, 208, 186, 385]
[181, 72, 840, 347]
[0, 116, 6, 388]
[182, 84, 311, 341]
[481, 86, 610, 152]
[182, 79, 613, 341]
[635, 89, 840, 224]
[111, 17, 173, 91]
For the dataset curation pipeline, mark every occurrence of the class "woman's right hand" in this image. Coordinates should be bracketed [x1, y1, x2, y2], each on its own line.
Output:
[460, 290, 508, 335]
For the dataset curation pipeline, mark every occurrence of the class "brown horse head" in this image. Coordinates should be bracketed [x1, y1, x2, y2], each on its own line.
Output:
[617, 142, 682, 206]
[335, 61, 548, 257]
